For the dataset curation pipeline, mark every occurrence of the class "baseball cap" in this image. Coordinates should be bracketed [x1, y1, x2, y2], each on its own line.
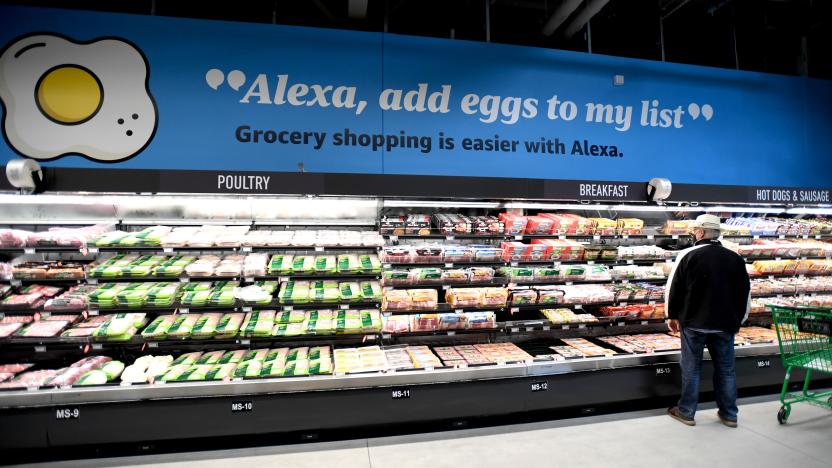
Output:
[691, 214, 721, 230]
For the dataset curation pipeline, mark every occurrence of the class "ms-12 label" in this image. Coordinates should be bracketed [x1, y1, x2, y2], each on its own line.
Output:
[231, 400, 253, 412]
[530, 381, 549, 392]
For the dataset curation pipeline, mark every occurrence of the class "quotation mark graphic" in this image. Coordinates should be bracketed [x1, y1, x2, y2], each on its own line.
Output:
[205, 68, 246, 91]
[687, 103, 714, 121]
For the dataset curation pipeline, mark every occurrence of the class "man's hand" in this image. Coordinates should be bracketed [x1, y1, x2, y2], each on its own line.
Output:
[668, 319, 680, 334]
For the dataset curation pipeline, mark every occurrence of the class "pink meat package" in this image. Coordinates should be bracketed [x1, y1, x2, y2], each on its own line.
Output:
[0, 369, 61, 389]
[48, 356, 113, 387]
[16, 320, 70, 338]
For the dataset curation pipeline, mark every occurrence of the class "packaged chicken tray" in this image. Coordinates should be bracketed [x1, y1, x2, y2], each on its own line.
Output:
[15, 320, 71, 338]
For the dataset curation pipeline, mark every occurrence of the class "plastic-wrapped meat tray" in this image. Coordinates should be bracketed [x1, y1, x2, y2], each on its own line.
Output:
[15, 320, 71, 338]
[0, 369, 61, 389]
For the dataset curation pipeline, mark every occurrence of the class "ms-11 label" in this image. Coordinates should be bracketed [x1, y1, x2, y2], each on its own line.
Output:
[391, 387, 411, 399]
[56, 407, 80, 420]
[231, 400, 253, 412]
[757, 359, 771, 368]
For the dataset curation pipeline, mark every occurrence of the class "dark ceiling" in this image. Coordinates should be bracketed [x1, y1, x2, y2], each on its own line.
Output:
[2, 0, 831, 79]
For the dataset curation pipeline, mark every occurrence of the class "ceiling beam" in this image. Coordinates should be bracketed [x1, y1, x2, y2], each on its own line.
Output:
[348, 0, 369, 19]
[562, 0, 611, 39]
[541, 0, 584, 36]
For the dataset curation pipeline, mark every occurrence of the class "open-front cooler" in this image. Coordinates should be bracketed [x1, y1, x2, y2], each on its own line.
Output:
[1, 194, 830, 451]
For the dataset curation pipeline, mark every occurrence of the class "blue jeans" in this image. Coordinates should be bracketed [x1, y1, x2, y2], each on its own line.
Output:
[678, 328, 738, 420]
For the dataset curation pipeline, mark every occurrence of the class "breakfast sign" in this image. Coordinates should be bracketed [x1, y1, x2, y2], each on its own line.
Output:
[0, 4, 830, 201]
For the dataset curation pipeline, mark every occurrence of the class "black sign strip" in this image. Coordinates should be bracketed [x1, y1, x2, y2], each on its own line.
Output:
[1, 166, 828, 204]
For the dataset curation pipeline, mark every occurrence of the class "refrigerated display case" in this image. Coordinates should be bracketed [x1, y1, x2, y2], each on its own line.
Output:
[1, 194, 831, 451]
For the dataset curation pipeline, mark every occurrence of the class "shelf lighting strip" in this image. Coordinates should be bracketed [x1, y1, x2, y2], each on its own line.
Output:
[786, 207, 832, 215]
[382, 200, 502, 209]
[705, 206, 786, 214]
[1, 194, 827, 214]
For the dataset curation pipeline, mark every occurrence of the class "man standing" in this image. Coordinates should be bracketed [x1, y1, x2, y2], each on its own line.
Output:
[665, 214, 751, 427]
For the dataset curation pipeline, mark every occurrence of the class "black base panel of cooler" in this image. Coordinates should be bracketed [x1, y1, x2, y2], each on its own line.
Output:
[2, 352, 829, 462]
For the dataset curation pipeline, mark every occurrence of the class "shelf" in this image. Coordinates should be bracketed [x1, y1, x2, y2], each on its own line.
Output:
[248, 246, 381, 252]
[4, 273, 381, 286]
[0, 245, 381, 254]
[381, 299, 661, 315]
[381, 279, 511, 289]
[0, 342, 785, 407]
[383, 233, 675, 240]
[384, 232, 832, 241]
[0, 300, 382, 315]
[382, 259, 672, 268]
[0, 316, 672, 350]
[382, 261, 506, 268]
[752, 291, 832, 299]
[0, 332, 381, 351]
[253, 273, 381, 281]
[4, 278, 86, 286]
[381, 277, 668, 289]
[384, 327, 501, 338]
[243, 300, 380, 310]
[501, 317, 667, 334]
[508, 277, 668, 286]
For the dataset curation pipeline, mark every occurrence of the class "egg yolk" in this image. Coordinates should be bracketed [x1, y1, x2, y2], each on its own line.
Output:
[36, 65, 102, 125]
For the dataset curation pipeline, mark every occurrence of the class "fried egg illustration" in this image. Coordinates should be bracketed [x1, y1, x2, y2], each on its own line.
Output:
[0, 34, 157, 162]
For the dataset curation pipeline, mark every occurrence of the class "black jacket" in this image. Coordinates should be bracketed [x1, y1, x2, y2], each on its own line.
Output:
[665, 239, 751, 333]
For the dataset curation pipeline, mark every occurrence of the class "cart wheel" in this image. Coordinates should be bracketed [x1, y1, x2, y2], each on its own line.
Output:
[778, 406, 789, 425]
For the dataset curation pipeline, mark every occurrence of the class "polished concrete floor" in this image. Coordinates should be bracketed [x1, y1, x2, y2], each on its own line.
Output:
[10, 395, 832, 468]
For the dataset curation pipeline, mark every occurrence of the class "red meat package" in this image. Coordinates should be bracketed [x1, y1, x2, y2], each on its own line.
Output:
[525, 216, 556, 235]
[531, 239, 584, 261]
[538, 214, 590, 235]
[501, 242, 552, 262]
[499, 213, 528, 235]
[0, 322, 24, 338]
[48, 356, 113, 387]
[0, 363, 34, 375]
[0, 369, 61, 389]
[16, 320, 70, 337]
[0, 229, 29, 248]
[0, 293, 45, 310]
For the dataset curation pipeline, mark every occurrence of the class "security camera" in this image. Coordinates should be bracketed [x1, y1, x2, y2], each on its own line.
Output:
[6, 159, 45, 194]
[646, 178, 672, 203]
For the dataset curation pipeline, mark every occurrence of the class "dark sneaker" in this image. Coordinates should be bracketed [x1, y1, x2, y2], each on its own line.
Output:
[668, 406, 696, 426]
[718, 412, 738, 428]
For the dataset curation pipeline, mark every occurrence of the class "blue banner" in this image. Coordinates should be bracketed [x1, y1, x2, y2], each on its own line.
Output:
[1, 5, 831, 189]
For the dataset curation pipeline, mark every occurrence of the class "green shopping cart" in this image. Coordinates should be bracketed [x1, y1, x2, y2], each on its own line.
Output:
[770, 305, 832, 424]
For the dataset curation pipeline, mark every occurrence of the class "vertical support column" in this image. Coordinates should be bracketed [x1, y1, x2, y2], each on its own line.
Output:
[587, 20, 592, 53]
[485, 0, 492, 43]
[798, 36, 809, 76]
[659, 3, 666, 62]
